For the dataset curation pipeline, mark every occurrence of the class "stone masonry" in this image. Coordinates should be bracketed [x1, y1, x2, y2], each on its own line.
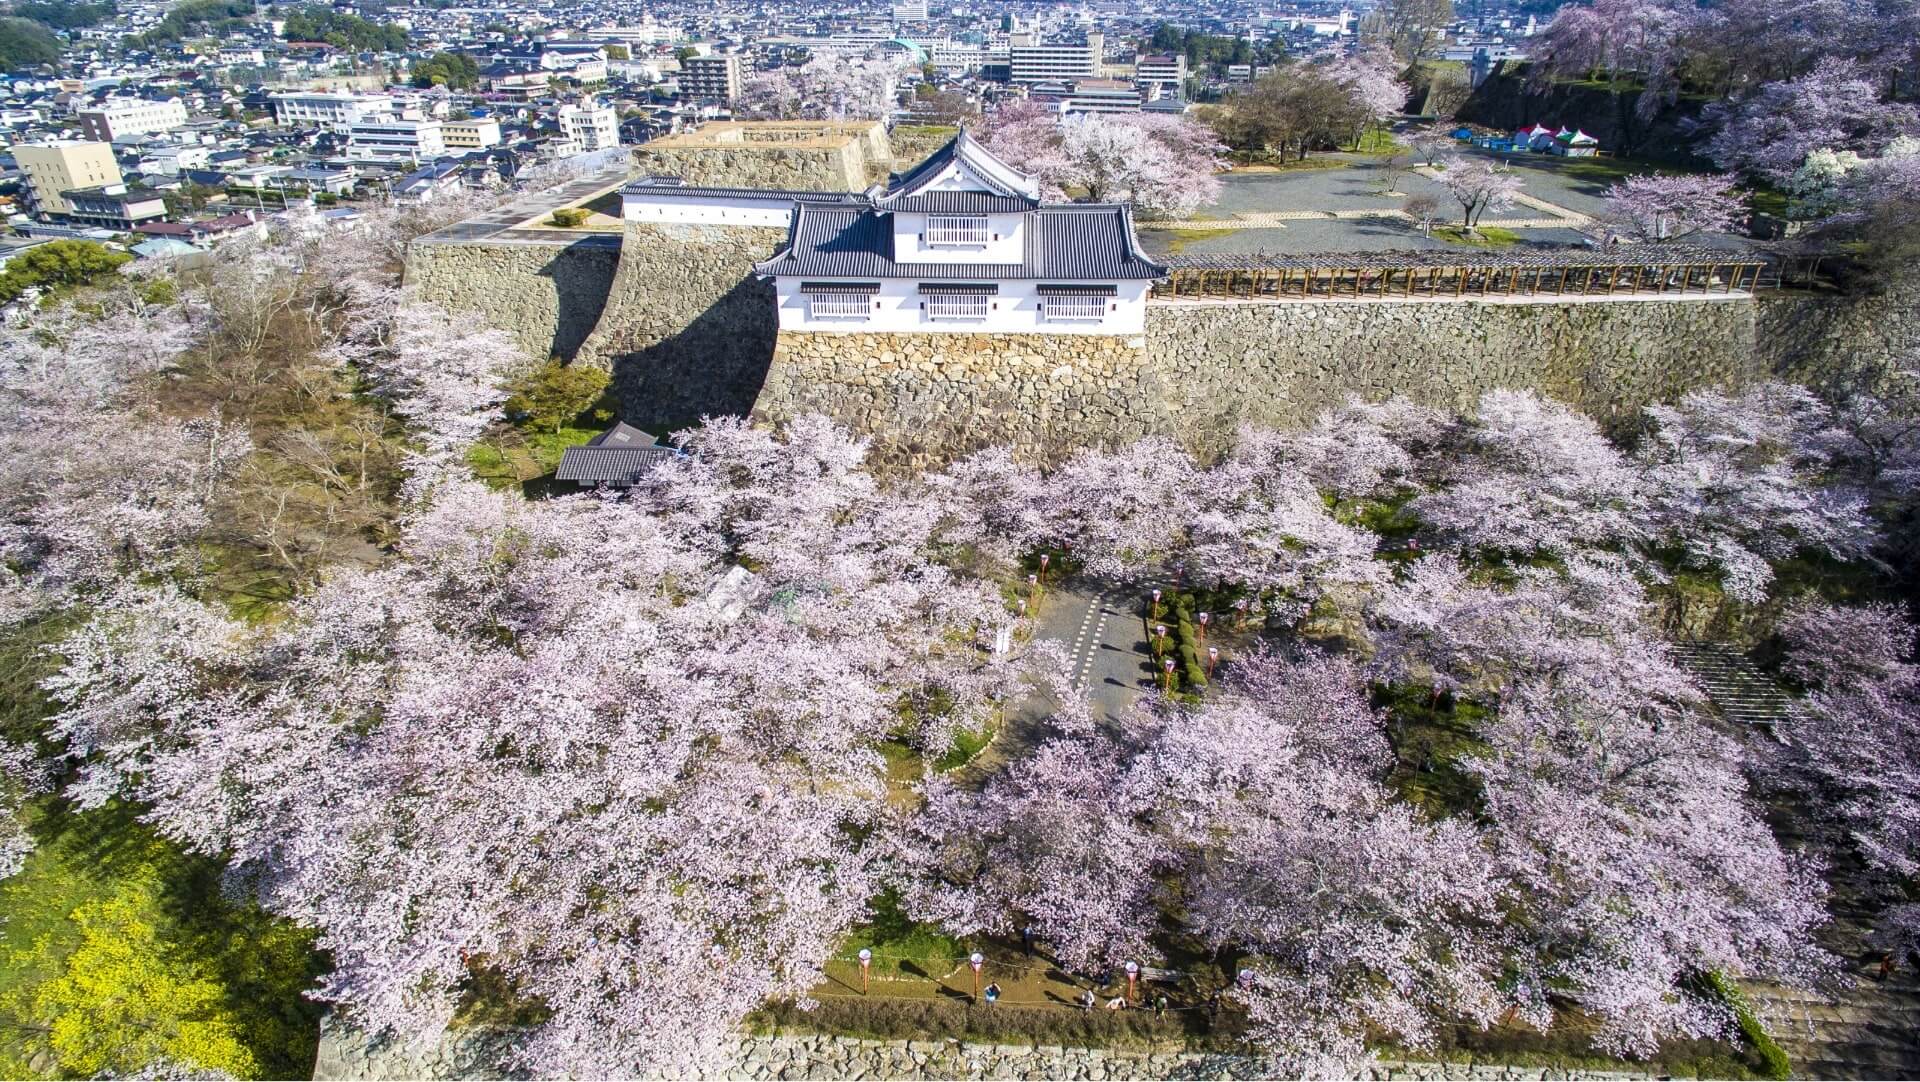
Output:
[313, 1026, 1691, 1082]
[574, 221, 789, 434]
[754, 295, 1764, 465]
[404, 239, 619, 363]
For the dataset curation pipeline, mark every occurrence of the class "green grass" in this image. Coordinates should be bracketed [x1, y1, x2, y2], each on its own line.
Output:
[934, 725, 996, 773]
[1345, 128, 1410, 156]
[467, 423, 603, 489]
[1433, 225, 1523, 248]
[1373, 685, 1492, 818]
[1147, 226, 1236, 254]
[835, 891, 964, 978]
[1700, 972, 1793, 1080]
[0, 800, 326, 1078]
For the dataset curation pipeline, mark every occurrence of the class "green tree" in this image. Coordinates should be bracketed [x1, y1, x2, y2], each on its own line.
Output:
[604, 43, 628, 60]
[0, 240, 132, 306]
[0, 16, 61, 69]
[504, 360, 611, 433]
[12, 0, 115, 30]
[410, 49, 477, 88]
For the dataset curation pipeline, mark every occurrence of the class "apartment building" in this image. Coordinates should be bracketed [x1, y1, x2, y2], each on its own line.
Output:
[77, 96, 188, 141]
[442, 117, 503, 149]
[679, 54, 742, 104]
[62, 184, 168, 230]
[1134, 53, 1187, 93]
[892, 0, 930, 21]
[558, 101, 619, 152]
[270, 91, 392, 133]
[346, 117, 446, 163]
[14, 140, 122, 216]
[1008, 31, 1103, 84]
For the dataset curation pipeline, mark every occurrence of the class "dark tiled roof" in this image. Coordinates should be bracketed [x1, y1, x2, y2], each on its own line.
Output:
[555, 446, 680, 484]
[753, 201, 1166, 281]
[882, 191, 1035, 214]
[623, 180, 867, 203]
[876, 129, 1040, 211]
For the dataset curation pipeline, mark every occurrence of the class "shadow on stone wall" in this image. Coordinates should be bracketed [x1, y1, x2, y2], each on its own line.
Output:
[609, 275, 781, 436]
[537, 241, 619, 362]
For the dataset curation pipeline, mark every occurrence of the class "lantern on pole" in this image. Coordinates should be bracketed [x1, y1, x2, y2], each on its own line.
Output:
[1197, 611, 1210, 640]
[1233, 598, 1250, 628]
[1125, 960, 1140, 1002]
[858, 948, 872, 995]
[1163, 657, 1175, 693]
[1153, 623, 1167, 657]
[1017, 598, 1027, 616]
[1207, 646, 1219, 677]
[970, 951, 984, 1001]
[1150, 589, 1162, 618]
[1039, 553, 1050, 584]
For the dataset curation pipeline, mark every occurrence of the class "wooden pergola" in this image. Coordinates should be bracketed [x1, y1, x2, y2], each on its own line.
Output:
[1154, 246, 1772, 301]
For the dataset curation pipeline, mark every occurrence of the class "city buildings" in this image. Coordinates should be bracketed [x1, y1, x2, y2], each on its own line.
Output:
[1134, 53, 1187, 94]
[679, 54, 742, 104]
[14, 140, 122, 217]
[269, 91, 391, 133]
[442, 117, 504, 149]
[77, 96, 188, 141]
[558, 100, 620, 152]
[1008, 31, 1103, 85]
[60, 185, 169, 230]
[346, 116, 446, 163]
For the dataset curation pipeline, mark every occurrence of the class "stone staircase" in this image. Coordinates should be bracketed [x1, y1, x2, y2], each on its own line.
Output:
[1669, 640, 1795, 728]
[1746, 951, 1920, 1079]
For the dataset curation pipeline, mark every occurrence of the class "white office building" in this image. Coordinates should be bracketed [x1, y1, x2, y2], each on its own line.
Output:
[77, 97, 188, 141]
[1008, 31, 1103, 84]
[270, 92, 392, 133]
[892, 0, 930, 21]
[1133, 53, 1187, 92]
[558, 101, 619, 152]
[346, 117, 446, 163]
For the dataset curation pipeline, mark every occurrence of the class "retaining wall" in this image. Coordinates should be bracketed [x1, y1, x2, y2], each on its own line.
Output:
[401, 222, 1920, 464]
[313, 1025, 1695, 1082]
[574, 222, 790, 435]
[403, 238, 619, 363]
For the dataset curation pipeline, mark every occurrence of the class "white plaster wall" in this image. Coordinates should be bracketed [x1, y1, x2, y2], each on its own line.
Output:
[774, 278, 1150, 335]
[622, 194, 796, 226]
[890, 211, 1027, 265]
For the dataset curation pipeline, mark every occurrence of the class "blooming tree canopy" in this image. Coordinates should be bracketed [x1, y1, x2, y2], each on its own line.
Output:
[1594, 173, 1748, 242]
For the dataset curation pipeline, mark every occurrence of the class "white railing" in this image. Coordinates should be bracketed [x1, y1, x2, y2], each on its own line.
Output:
[808, 295, 871, 320]
[926, 295, 990, 321]
[1043, 297, 1107, 322]
[926, 216, 990, 246]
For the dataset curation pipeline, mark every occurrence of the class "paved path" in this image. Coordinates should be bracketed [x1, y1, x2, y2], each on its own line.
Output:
[415, 167, 631, 248]
[1158, 171, 1591, 235]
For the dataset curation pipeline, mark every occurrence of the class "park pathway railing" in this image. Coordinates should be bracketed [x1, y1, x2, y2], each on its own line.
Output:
[1153, 246, 1771, 302]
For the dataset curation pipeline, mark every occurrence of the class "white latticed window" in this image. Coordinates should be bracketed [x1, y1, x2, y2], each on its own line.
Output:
[926, 294, 990, 320]
[807, 295, 871, 320]
[1043, 297, 1107, 322]
[926, 216, 990, 246]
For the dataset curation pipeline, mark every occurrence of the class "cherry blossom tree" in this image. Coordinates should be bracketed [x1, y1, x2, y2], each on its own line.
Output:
[1434, 158, 1524, 228]
[1635, 383, 1875, 602]
[1324, 45, 1410, 143]
[1038, 437, 1199, 578]
[1776, 601, 1920, 883]
[981, 106, 1227, 218]
[1133, 650, 1509, 1077]
[1700, 58, 1920, 181]
[1532, 0, 1686, 112]
[1591, 173, 1748, 243]
[1187, 428, 1388, 622]
[737, 54, 906, 121]
[0, 739, 46, 880]
[1409, 390, 1650, 558]
[1278, 397, 1447, 502]
[43, 417, 1031, 1077]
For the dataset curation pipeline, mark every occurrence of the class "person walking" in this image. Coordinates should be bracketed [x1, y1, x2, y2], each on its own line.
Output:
[983, 982, 1001, 1006]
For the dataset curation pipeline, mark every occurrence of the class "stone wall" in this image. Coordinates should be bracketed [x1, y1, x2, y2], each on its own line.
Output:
[632, 142, 869, 192]
[574, 221, 789, 435]
[756, 330, 1160, 468]
[313, 1026, 1694, 1082]
[1756, 284, 1920, 390]
[756, 296, 1765, 465]
[404, 239, 619, 362]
